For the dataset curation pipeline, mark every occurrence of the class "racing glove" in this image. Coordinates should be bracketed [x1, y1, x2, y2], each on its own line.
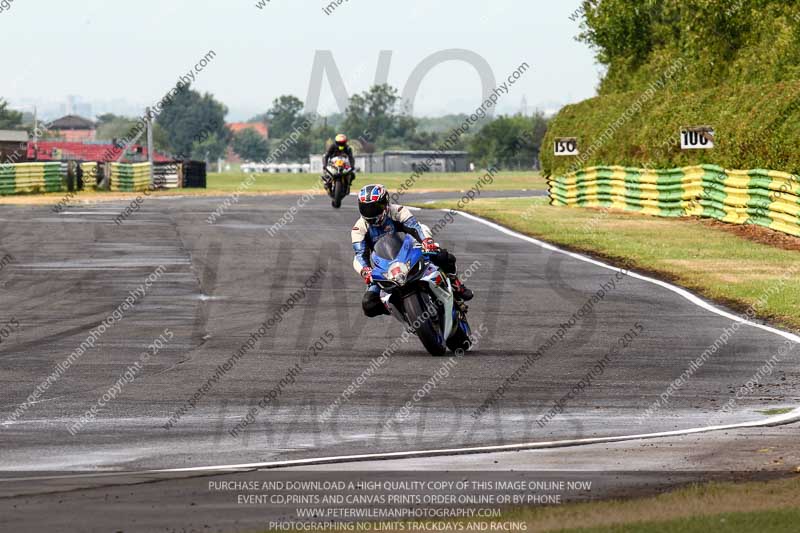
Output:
[421, 238, 439, 253]
[360, 267, 373, 285]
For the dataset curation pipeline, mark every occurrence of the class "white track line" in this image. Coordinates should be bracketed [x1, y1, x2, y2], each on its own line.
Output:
[3, 409, 797, 483]
[3, 208, 798, 482]
[453, 209, 800, 345]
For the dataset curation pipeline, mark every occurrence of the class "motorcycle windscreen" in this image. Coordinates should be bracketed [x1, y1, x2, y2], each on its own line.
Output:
[370, 233, 422, 279]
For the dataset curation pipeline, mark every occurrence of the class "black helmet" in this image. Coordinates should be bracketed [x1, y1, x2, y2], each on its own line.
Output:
[358, 184, 389, 224]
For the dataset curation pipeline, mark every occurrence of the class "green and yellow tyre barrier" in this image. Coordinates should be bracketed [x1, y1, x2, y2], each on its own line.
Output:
[0, 162, 64, 195]
[110, 162, 153, 192]
[80, 162, 99, 190]
[548, 165, 800, 238]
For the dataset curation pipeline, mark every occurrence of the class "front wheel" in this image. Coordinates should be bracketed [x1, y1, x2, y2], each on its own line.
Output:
[446, 318, 472, 353]
[332, 179, 343, 208]
[404, 292, 446, 357]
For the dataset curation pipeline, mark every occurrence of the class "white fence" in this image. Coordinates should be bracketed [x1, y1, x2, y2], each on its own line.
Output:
[240, 162, 311, 174]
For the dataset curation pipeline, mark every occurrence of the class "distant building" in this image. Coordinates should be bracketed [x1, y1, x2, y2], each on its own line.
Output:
[49, 115, 97, 142]
[310, 150, 470, 174]
[28, 141, 172, 163]
[0, 130, 29, 165]
[226, 122, 269, 163]
[228, 122, 268, 139]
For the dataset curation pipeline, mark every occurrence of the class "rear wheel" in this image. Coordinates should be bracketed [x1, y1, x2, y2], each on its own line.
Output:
[332, 179, 343, 208]
[404, 292, 446, 357]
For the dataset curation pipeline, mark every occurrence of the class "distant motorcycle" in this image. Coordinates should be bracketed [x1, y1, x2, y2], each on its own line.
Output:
[370, 232, 472, 357]
[323, 156, 355, 209]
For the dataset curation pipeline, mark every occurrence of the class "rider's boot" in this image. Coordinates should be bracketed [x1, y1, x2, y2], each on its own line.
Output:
[449, 275, 473, 302]
[321, 175, 332, 194]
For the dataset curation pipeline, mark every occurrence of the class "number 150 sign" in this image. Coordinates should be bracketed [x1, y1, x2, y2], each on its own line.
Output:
[554, 138, 579, 156]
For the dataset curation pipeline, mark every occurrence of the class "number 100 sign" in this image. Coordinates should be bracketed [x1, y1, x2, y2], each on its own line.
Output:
[681, 127, 715, 150]
[554, 138, 579, 156]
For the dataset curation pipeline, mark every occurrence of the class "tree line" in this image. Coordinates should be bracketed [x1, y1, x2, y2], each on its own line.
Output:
[0, 82, 548, 170]
[578, 0, 800, 94]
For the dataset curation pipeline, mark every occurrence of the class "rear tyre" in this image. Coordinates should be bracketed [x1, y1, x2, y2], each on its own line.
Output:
[332, 179, 343, 209]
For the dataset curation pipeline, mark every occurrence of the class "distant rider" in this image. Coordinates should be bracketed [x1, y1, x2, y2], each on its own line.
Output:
[322, 134, 356, 192]
[352, 184, 473, 317]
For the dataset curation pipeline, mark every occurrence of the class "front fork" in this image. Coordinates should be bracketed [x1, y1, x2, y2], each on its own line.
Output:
[321, 174, 335, 197]
[322, 174, 353, 197]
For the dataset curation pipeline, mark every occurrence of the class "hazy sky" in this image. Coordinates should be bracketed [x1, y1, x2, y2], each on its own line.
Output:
[1, 0, 601, 120]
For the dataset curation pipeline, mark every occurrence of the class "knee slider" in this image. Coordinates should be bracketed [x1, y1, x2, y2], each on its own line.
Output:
[362, 291, 387, 317]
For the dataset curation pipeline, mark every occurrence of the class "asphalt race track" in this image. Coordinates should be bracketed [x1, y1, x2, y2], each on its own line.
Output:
[0, 190, 798, 530]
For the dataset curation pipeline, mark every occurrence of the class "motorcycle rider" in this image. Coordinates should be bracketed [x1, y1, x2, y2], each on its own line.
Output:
[353, 184, 474, 318]
[322, 134, 356, 192]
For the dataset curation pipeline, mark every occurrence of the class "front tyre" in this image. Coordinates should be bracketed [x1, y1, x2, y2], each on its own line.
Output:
[446, 318, 472, 353]
[404, 292, 446, 357]
[332, 179, 343, 208]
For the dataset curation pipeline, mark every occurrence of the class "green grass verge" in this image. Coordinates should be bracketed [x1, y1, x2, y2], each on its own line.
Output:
[758, 408, 794, 416]
[207, 171, 545, 194]
[529, 476, 800, 532]
[558, 507, 800, 533]
[413, 198, 800, 330]
[263, 476, 800, 533]
[0, 172, 547, 204]
[0, 172, 544, 205]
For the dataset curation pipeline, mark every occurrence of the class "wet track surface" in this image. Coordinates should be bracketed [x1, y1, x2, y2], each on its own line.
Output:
[0, 191, 797, 476]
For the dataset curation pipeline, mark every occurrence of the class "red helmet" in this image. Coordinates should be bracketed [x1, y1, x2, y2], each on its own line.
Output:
[358, 184, 389, 224]
[335, 134, 348, 149]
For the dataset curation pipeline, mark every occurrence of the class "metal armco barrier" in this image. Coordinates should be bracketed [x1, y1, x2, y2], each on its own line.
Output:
[548, 165, 800, 237]
[110, 162, 152, 192]
[0, 162, 64, 195]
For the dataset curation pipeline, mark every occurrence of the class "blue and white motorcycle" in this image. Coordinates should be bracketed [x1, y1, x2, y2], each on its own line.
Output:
[371, 232, 472, 357]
